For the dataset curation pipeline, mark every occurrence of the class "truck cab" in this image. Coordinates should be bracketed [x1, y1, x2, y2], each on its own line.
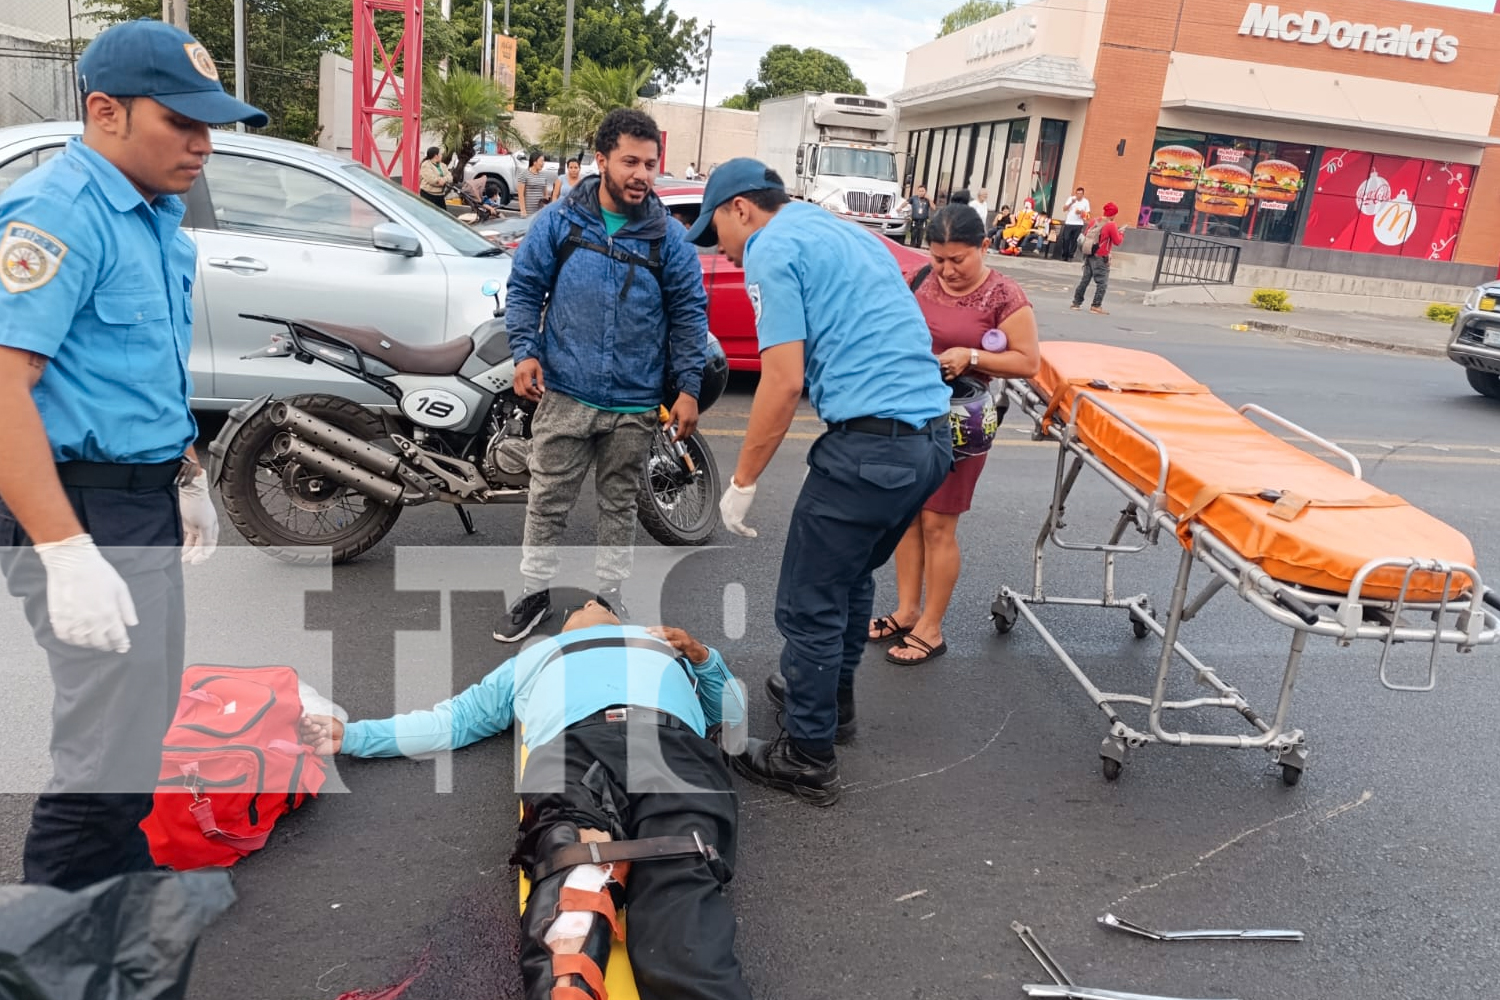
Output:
[759, 93, 906, 239]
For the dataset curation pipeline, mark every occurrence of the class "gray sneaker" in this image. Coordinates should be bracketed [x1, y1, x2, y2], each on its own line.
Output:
[596, 587, 628, 622]
[493, 589, 552, 642]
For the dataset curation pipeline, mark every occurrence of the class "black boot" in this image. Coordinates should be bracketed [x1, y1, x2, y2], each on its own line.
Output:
[732, 732, 841, 806]
[764, 673, 856, 744]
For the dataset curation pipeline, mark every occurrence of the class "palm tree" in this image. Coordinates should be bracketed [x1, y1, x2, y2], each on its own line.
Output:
[381, 68, 528, 184]
[542, 58, 654, 157]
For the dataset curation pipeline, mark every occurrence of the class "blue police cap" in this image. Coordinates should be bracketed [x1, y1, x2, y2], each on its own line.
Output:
[77, 18, 268, 128]
[685, 157, 785, 247]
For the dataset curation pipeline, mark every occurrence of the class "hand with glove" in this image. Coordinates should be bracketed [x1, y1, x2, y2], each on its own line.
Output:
[178, 469, 219, 565]
[719, 477, 758, 538]
[33, 534, 138, 653]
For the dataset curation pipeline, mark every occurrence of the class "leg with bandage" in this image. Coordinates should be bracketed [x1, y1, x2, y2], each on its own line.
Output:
[518, 821, 628, 1000]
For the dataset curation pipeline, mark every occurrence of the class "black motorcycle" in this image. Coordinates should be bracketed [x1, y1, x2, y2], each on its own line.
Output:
[208, 283, 727, 564]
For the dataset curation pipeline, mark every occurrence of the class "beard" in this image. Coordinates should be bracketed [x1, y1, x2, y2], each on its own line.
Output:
[603, 170, 650, 221]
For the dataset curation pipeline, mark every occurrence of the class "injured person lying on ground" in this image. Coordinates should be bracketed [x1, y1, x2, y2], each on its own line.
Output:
[300, 600, 753, 1000]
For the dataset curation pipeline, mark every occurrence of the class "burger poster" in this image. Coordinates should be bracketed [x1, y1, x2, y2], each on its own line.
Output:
[1145, 140, 1305, 229]
[1302, 149, 1472, 261]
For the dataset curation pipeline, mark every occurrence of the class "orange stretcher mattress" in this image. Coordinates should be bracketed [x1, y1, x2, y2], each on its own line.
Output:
[1033, 342, 1473, 602]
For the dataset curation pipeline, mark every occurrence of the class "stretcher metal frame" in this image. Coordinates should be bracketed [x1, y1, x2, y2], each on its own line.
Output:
[993, 378, 1500, 785]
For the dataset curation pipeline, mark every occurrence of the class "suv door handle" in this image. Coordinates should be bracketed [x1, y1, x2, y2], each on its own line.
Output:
[207, 256, 268, 273]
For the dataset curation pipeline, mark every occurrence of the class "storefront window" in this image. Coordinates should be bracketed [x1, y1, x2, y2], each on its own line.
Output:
[1002, 119, 1028, 219]
[1031, 119, 1067, 215]
[905, 118, 1030, 210]
[1139, 127, 1312, 244]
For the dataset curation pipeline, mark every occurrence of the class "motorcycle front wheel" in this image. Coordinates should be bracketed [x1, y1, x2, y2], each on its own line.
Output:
[218, 393, 403, 565]
[636, 429, 720, 546]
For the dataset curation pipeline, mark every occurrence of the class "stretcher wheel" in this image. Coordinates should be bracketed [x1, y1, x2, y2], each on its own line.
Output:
[992, 595, 1019, 635]
[1279, 763, 1303, 787]
[1131, 617, 1150, 639]
[1101, 757, 1123, 781]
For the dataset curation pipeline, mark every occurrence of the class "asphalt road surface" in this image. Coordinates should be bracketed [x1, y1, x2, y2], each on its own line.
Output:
[2, 277, 1498, 1000]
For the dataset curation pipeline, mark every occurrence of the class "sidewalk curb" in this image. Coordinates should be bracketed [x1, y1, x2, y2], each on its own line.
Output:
[1240, 320, 1446, 358]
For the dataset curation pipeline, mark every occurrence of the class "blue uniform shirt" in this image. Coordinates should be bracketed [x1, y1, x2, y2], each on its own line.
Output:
[744, 201, 949, 426]
[340, 624, 747, 757]
[0, 138, 197, 463]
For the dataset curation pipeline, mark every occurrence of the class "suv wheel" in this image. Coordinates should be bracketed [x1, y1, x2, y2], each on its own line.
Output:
[1466, 367, 1500, 400]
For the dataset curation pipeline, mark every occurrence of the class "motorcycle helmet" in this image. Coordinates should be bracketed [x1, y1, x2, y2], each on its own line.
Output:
[948, 376, 1000, 458]
[665, 332, 729, 413]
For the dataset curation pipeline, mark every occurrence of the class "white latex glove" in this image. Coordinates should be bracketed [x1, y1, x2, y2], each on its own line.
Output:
[33, 534, 138, 653]
[719, 478, 758, 538]
[179, 471, 219, 565]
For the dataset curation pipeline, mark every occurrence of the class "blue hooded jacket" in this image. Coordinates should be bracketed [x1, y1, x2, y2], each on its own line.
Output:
[505, 175, 708, 407]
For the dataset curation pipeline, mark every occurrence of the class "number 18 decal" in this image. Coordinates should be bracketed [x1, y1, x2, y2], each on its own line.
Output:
[401, 387, 469, 428]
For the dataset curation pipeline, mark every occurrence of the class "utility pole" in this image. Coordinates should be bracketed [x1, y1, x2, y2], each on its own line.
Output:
[504, 0, 510, 34]
[563, 0, 575, 88]
[696, 21, 714, 176]
[161, 0, 188, 31]
[233, 0, 246, 131]
[482, 0, 493, 80]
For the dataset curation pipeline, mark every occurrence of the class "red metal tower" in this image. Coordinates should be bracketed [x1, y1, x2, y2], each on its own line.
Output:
[353, 0, 424, 191]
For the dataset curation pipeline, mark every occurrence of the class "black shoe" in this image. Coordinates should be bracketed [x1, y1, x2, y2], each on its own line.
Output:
[493, 589, 552, 642]
[764, 673, 856, 744]
[732, 733, 841, 806]
[595, 587, 628, 622]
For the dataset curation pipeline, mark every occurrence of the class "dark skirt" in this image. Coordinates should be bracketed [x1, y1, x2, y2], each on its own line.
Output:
[923, 451, 989, 515]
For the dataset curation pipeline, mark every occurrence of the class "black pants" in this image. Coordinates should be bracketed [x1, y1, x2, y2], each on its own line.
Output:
[1057, 223, 1082, 260]
[1073, 255, 1111, 308]
[420, 189, 447, 209]
[515, 721, 750, 1000]
[775, 421, 951, 750]
[0, 486, 184, 891]
[908, 218, 927, 247]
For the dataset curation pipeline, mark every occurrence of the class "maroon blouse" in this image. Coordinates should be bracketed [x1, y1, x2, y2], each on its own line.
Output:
[914, 269, 1032, 355]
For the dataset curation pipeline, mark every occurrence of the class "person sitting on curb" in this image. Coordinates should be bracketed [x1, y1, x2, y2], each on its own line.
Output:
[300, 601, 753, 1000]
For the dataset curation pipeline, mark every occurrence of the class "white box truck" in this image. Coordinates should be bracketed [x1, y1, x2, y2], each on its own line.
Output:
[755, 92, 906, 239]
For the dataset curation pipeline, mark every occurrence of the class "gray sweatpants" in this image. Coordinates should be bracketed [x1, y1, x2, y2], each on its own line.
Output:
[520, 390, 658, 587]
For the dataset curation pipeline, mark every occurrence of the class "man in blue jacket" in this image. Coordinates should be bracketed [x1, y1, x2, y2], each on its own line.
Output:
[302, 600, 751, 1000]
[498, 108, 710, 641]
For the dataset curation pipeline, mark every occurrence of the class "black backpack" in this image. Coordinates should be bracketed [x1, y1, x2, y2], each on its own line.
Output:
[548, 221, 666, 305]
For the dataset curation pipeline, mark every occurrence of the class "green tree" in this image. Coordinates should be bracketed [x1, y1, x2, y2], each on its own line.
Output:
[380, 68, 525, 182]
[540, 57, 651, 156]
[936, 0, 1016, 38]
[719, 45, 865, 111]
[441, 0, 705, 113]
[83, 0, 465, 143]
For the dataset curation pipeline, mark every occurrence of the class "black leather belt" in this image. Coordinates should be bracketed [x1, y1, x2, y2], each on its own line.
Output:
[827, 415, 945, 437]
[573, 706, 687, 731]
[55, 460, 183, 490]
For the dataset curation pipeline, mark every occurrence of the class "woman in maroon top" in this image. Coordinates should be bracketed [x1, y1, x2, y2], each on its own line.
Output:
[876, 205, 1042, 664]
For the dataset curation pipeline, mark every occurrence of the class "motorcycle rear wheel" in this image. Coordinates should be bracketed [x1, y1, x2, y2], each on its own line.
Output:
[636, 429, 720, 546]
[219, 393, 403, 565]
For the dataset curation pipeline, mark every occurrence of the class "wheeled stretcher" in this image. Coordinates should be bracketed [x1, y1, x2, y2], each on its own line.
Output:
[993, 342, 1500, 784]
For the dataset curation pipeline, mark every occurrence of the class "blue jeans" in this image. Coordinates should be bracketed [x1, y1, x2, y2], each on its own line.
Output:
[774, 419, 951, 750]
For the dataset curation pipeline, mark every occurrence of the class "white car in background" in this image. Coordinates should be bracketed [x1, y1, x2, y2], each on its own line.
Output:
[463, 149, 597, 206]
[0, 122, 511, 409]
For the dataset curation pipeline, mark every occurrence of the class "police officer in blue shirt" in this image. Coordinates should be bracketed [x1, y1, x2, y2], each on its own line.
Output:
[684, 159, 952, 806]
[0, 18, 266, 889]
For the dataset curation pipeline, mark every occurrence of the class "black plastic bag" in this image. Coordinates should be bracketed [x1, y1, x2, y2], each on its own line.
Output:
[0, 871, 235, 1000]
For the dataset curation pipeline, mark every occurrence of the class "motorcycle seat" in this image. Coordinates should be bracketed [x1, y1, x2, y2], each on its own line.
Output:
[292, 319, 475, 376]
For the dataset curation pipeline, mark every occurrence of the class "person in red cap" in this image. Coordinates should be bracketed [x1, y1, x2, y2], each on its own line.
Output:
[0, 17, 264, 889]
[1071, 200, 1125, 315]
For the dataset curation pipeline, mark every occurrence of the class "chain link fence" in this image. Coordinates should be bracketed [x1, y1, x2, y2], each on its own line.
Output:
[0, 0, 89, 128]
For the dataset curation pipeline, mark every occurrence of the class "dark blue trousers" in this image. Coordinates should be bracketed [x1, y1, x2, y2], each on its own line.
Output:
[774, 420, 951, 751]
[0, 485, 184, 891]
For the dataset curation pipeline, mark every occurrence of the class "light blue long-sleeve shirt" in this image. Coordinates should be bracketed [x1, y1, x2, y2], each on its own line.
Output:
[340, 625, 745, 758]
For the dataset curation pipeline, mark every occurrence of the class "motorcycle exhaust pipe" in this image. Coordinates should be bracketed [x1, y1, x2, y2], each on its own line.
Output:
[271, 434, 405, 506]
[268, 402, 404, 478]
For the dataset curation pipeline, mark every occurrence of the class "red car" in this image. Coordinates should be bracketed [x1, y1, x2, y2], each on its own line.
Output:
[656, 180, 928, 372]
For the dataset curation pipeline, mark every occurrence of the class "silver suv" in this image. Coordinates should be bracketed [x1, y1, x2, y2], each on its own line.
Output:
[1447, 280, 1500, 399]
[0, 123, 512, 409]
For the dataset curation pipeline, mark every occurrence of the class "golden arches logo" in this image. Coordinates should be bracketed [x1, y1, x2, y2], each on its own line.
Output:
[1375, 200, 1413, 239]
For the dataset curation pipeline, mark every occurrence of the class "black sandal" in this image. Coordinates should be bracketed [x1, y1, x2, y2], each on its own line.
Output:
[885, 634, 948, 665]
[867, 615, 912, 643]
